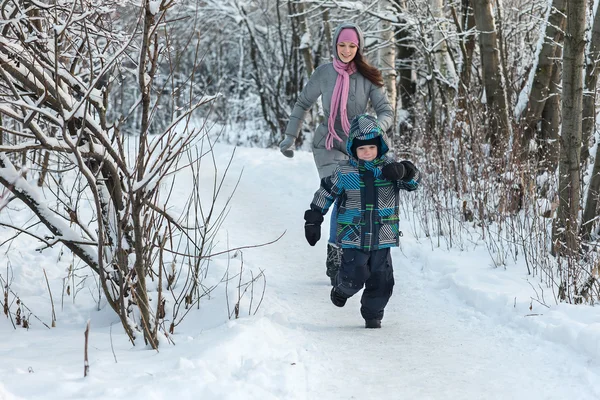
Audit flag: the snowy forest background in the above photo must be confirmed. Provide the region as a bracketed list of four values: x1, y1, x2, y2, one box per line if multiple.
[1, 0, 600, 351]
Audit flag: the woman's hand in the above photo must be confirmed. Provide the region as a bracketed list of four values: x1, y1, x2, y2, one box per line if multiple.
[279, 135, 295, 158]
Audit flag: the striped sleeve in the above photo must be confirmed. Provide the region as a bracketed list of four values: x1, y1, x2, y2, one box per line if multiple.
[310, 165, 344, 214]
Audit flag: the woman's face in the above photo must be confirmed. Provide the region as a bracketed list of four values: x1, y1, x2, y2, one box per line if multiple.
[337, 42, 358, 63]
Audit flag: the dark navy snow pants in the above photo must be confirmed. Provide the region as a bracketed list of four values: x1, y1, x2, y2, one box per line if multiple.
[334, 248, 395, 321]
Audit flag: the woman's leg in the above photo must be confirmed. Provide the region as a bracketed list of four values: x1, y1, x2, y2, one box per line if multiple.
[325, 201, 341, 284]
[328, 203, 338, 244]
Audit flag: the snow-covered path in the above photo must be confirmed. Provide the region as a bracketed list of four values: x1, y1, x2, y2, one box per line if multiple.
[1, 144, 600, 400]
[226, 147, 600, 399]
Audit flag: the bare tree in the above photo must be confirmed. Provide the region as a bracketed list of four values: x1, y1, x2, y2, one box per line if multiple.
[538, 45, 561, 173]
[0, 0, 242, 348]
[429, 0, 457, 87]
[518, 0, 566, 161]
[581, 1, 600, 161]
[448, 0, 477, 140]
[394, 4, 417, 141]
[293, 1, 314, 77]
[379, 0, 398, 123]
[472, 0, 511, 157]
[553, 0, 586, 257]
[581, 2, 600, 238]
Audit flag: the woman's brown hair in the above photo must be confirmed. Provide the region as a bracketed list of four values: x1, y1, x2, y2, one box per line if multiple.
[354, 52, 384, 88]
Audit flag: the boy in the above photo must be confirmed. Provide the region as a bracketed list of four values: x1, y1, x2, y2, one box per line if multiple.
[303, 114, 420, 329]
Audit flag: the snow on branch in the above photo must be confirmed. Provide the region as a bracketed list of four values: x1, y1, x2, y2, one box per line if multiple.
[0, 153, 99, 272]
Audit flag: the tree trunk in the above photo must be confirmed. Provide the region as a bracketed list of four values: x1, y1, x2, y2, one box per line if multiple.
[581, 3, 600, 238]
[322, 9, 333, 59]
[430, 0, 458, 137]
[134, 0, 159, 349]
[462, 0, 477, 81]
[554, 0, 587, 256]
[431, 0, 457, 85]
[396, 14, 416, 143]
[538, 44, 561, 174]
[472, 0, 511, 157]
[581, 1, 600, 161]
[37, 151, 50, 187]
[450, 0, 476, 138]
[520, 0, 567, 158]
[493, 0, 512, 109]
[582, 139, 600, 239]
[294, 2, 313, 77]
[458, 0, 477, 88]
[379, 0, 398, 135]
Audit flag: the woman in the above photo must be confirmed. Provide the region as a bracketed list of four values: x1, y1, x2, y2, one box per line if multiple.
[279, 22, 394, 284]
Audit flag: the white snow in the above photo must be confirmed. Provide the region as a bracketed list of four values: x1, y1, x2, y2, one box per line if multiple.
[148, 0, 161, 16]
[1, 142, 600, 399]
[299, 32, 311, 50]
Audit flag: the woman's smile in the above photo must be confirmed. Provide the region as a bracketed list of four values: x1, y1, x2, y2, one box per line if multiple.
[337, 42, 358, 62]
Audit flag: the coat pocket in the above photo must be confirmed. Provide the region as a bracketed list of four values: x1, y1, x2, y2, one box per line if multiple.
[378, 213, 400, 246]
[336, 206, 363, 246]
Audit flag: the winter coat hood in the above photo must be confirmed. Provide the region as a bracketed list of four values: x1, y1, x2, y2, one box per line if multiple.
[332, 22, 365, 61]
[346, 114, 390, 160]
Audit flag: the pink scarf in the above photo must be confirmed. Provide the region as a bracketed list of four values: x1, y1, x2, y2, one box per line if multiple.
[326, 59, 357, 150]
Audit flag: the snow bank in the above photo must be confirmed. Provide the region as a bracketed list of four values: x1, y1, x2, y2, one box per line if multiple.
[404, 238, 600, 361]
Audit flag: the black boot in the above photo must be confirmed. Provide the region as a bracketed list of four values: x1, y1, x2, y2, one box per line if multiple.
[365, 319, 382, 329]
[326, 243, 341, 285]
[330, 288, 347, 307]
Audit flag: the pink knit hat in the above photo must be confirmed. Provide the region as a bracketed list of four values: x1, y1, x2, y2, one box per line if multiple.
[337, 28, 359, 46]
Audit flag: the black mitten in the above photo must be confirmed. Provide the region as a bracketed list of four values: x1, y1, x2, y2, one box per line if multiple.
[381, 162, 406, 181]
[400, 160, 417, 181]
[304, 209, 324, 246]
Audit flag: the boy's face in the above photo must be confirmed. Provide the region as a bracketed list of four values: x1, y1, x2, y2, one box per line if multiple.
[356, 145, 378, 161]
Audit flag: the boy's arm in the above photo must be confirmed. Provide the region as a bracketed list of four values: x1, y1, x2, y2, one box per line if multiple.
[381, 159, 421, 192]
[304, 166, 344, 246]
[309, 165, 344, 214]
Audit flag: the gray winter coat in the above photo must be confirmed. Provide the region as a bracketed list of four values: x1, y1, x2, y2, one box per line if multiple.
[284, 22, 394, 179]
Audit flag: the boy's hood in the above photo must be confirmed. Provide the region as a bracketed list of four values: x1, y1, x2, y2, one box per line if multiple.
[346, 115, 390, 159]
[332, 22, 365, 61]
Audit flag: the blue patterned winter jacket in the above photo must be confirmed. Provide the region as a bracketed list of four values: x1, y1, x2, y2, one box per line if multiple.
[310, 115, 420, 250]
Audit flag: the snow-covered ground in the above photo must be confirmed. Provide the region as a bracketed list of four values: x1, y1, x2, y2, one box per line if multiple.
[1, 143, 600, 400]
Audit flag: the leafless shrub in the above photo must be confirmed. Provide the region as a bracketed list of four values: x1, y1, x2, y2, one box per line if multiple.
[0, 0, 277, 348]
[226, 251, 266, 320]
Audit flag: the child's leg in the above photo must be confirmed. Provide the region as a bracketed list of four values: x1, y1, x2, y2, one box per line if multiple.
[333, 248, 370, 298]
[359, 248, 394, 322]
